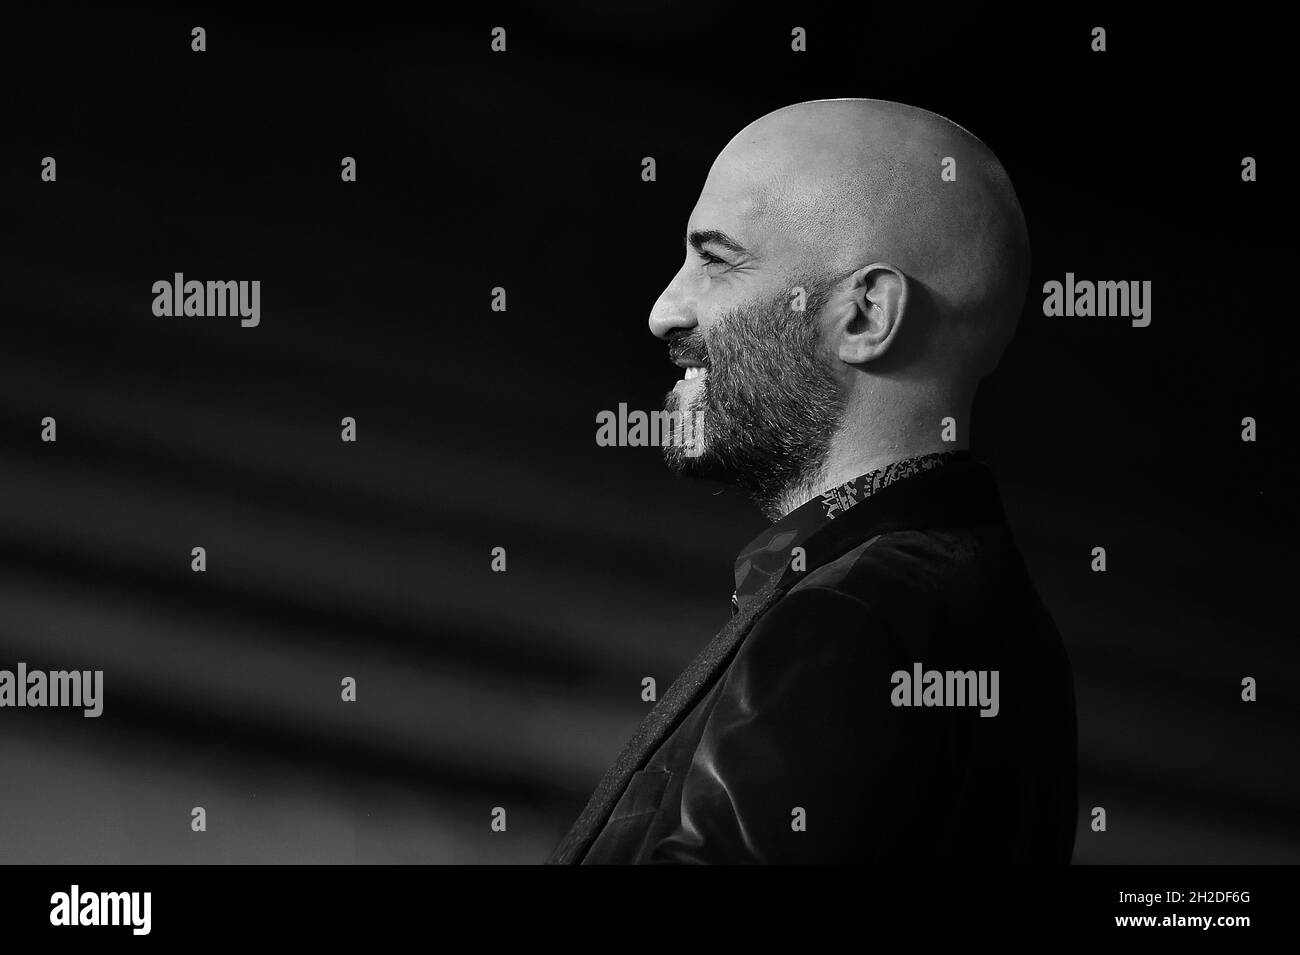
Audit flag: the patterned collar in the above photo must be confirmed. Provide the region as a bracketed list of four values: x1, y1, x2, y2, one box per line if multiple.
[730, 450, 971, 614]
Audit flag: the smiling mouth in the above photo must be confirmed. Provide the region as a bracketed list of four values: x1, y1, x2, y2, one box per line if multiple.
[683, 366, 708, 380]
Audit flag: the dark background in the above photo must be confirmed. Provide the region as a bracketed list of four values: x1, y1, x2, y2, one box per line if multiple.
[0, 2, 1294, 863]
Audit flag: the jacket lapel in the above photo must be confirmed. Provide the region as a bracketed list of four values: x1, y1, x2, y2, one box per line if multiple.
[546, 574, 786, 864]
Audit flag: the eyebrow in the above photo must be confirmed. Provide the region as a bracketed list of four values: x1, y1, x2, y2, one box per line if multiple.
[688, 229, 751, 257]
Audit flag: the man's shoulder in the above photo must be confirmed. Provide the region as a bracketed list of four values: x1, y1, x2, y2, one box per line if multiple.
[732, 521, 1038, 674]
[708, 525, 1017, 748]
[739, 520, 1060, 680]
[790, 523, 1011, 611]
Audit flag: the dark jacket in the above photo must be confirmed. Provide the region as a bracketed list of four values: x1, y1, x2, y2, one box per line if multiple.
[548, 456, 1078, 864]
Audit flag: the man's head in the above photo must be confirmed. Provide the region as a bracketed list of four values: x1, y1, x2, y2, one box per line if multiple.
[654, 98, 1030, 519]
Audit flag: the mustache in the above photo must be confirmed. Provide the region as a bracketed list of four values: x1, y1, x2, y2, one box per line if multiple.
[667, 330, 711, 368]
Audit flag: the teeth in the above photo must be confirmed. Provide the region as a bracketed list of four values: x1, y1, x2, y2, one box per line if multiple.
[684, 366, 707, 380]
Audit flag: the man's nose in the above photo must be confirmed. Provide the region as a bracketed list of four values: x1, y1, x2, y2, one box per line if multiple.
[648, 274, 697, 340]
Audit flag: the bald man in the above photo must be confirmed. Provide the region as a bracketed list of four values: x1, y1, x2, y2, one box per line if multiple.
[549, 99, 1078, 865]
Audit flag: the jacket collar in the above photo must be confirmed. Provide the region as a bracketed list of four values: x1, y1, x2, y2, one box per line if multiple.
[732, 450, 1004, 613]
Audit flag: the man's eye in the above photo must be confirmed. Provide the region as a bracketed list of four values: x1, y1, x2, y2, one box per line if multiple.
[697, 250, 726, 267]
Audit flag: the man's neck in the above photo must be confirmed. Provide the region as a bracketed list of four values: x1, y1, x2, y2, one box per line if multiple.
[769, 436, 970, 520]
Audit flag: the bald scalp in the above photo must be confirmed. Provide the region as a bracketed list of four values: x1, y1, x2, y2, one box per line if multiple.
[717, 98, 1030, 382]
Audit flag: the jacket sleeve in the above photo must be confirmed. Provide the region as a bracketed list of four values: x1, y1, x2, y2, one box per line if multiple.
[643, 583, 933, 864]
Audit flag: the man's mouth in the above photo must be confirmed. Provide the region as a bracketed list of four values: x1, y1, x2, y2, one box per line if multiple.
[683, 366, 708, 381]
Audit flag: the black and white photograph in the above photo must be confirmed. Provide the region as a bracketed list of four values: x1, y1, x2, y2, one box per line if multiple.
[0, 1, 1294, 938]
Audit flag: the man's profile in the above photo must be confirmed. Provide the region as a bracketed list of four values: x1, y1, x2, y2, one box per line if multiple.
[549, 98, 1078, 864]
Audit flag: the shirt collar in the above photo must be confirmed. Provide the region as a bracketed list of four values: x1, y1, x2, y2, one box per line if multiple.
[730, 450, 982, 614]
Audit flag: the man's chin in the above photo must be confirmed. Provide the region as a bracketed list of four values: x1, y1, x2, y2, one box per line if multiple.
[661, 391, 717, 477]
[662, 440, 717, 477]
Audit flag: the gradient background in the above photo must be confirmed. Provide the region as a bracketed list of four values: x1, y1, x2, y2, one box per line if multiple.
[1, 3, 1295, 864]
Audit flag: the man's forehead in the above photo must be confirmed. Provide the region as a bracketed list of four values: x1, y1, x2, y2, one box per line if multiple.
[687, 158, 794, 253]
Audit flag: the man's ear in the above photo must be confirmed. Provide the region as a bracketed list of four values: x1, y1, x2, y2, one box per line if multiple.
[830, 263, 908, 365]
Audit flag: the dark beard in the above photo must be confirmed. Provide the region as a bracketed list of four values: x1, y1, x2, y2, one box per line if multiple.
[661, 278, 846, 520]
